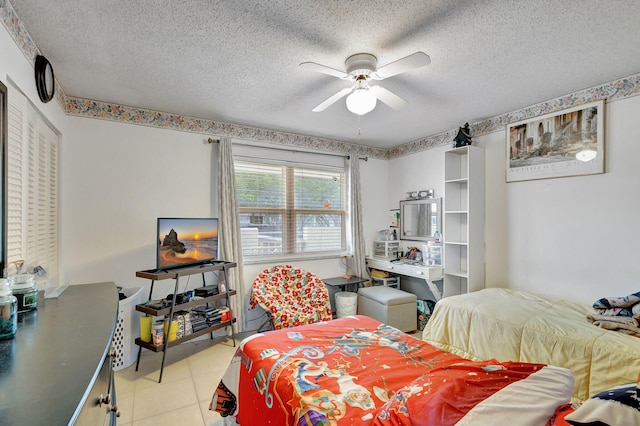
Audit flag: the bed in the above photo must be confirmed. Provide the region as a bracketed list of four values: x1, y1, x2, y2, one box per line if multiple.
[210, 315, 574, 425]
[422, 288, 640, 402]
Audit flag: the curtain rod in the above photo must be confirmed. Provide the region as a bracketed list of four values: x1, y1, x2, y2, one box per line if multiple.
[207, 138, 368, 161]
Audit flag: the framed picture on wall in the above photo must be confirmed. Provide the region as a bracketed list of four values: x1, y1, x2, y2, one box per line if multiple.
[505, 100, 604, 182]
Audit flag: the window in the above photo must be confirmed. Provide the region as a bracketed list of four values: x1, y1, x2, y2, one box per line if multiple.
[235, 159, 346, 259]
[6, 87, 58, 284]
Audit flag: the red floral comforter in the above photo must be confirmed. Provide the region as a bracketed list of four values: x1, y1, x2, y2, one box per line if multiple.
[210, 315, 573, 425]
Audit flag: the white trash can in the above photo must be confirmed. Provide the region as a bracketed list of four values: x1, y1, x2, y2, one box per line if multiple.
[111, 286, 144, 371]
[335, 292, 358, 318]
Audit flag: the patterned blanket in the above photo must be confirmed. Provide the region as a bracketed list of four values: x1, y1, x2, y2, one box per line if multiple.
[587, 313, 640, 337]
[592, 291, 640, 318]
[590, 291, 640, 336]
[210, 315, 573, 425]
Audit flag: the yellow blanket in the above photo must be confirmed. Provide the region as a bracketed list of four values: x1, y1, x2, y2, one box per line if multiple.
[422, 288, 640, 402]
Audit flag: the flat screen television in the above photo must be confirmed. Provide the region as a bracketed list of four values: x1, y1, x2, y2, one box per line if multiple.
[157, 217, 219, 270]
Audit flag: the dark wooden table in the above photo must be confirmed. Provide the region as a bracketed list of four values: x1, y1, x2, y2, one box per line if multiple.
[0, 282, 118, 425]
[323, 276, 368, 292]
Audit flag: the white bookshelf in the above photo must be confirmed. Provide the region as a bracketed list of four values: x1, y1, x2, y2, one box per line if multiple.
[443, 145, 485, 297]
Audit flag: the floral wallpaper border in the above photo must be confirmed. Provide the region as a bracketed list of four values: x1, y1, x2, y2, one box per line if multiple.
[62, 96, 385, 158]
[3, 0, 640, 160]
[387, 73, 640, 159]
[0, 0, 37, 65]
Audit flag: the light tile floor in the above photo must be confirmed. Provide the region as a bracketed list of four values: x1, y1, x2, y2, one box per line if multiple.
[114, 335, 239, 426]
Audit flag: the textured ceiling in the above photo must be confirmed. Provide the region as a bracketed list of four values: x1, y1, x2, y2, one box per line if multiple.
[9, 0, 640, 149]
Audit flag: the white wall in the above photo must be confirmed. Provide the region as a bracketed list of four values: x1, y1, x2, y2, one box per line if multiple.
[386, 144, 448, 254]
[60, 117, 218, 294]
[360, 157, 390, 255]
[390, 95, 640, 304]
[483, 95, 640, 304]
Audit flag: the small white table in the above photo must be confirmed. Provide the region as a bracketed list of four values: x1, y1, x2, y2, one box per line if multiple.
[366, 257, 444, 300]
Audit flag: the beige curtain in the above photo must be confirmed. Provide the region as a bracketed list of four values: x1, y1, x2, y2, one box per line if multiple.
[348, 154, 368, 279]
[218, 137, 246, 331]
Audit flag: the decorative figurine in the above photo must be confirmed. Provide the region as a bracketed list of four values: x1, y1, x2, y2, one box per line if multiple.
[453, 123, 473, 147]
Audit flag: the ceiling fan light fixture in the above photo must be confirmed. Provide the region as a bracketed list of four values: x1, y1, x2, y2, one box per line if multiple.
[346, 88, 376, 115]
[302, 51, 429, 114]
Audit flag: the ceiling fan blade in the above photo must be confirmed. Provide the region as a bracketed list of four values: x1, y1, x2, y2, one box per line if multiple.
[370, 85, 408, 110]
[312, 87, 353, 112]
[300, 62, 348, 79]
[372, 51, 431, 80]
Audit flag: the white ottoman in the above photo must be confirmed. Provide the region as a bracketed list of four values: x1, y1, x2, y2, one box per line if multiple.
[357, 286, 417, 332]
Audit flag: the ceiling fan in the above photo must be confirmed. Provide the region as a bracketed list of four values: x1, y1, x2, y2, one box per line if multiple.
[300, 51, 430, 115]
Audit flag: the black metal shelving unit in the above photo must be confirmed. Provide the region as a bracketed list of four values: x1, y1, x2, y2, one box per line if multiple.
[134, 261, 237, 382]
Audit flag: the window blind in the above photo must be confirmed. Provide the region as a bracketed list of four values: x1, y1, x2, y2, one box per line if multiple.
[235, 157, 346, 259]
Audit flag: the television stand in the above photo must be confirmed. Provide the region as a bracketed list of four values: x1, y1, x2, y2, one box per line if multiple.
[134, 260, 237, 383]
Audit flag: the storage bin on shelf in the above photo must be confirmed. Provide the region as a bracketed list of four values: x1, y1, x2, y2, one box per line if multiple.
[371, 276, 400, 288]
[373, 240, 400, 258]
[426, 241, 442, 266]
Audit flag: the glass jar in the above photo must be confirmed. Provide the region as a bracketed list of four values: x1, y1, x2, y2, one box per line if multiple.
[9, 274, 38, 313]
[0, 278, 17, 340]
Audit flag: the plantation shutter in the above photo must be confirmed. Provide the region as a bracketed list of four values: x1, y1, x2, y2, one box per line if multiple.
[6, 90, 26, 266]
[6, 87, 59, 285]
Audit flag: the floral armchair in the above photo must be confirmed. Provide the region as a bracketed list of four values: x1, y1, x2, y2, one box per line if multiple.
[249, 265, 333, 330]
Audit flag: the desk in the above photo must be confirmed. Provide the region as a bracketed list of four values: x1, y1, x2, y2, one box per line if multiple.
[366, 257, 444, 300]
[323, 276, 368, 292]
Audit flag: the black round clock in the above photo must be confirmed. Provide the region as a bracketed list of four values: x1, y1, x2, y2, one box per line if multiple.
[34, 55, 55, 103]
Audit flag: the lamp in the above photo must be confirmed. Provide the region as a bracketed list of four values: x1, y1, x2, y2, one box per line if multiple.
[340, 255, 353, 279]
[346, 79, 377, 115]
